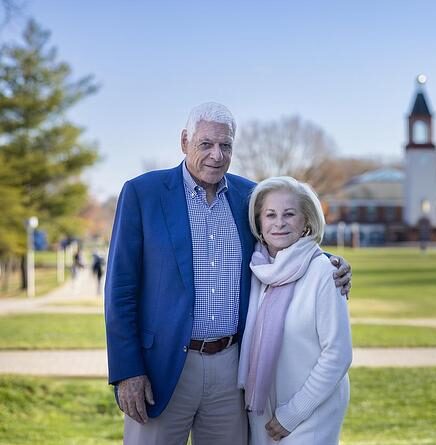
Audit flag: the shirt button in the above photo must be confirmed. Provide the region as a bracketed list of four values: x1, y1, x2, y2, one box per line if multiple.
[211, 288, 215, 294]
[211, 261, 215, 267]
[211, 315, 215, 321]
[191, 192, 195, 198]
[209, 234, 214, 240]
[183, 346, 188, 353]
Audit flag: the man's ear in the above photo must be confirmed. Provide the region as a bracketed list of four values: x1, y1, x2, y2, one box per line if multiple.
[181, 129, 189, 154]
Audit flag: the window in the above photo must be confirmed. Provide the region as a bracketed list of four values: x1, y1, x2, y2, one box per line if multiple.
[385, 207, 396, 222]
[366, 205, 377, 222]
[413, 120, 428, 144]
[348, 205, 359, 221]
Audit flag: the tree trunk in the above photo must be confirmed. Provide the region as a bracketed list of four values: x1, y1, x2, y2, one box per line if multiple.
[20, 254, 27, 290]
[1, 258, 13, 292]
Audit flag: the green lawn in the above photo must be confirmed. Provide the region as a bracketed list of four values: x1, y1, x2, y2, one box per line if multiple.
[34, 251, 60, 267]
[0, 369, 435, 445]
[351, 324, 436, 347]
[328, 247, 436, 318]
[2, 314, 436, 350]
[0, 314, 106, 350]
[342, 368, 436, 445]
[0, 251, 70, 299]
[0, 376, 122, 445]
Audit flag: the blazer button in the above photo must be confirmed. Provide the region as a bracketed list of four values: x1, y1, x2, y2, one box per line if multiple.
[183, 346, 188, 353]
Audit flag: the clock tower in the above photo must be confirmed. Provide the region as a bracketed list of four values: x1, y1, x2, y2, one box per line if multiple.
[404, 75, 436, 231]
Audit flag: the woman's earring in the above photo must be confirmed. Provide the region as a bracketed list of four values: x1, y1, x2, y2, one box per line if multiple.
[302, 226, 311, 237]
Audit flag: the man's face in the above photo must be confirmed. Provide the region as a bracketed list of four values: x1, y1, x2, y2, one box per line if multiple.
[181, 120, 233, 189]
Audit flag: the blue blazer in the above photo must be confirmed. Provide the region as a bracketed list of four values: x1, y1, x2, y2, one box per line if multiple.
[105, 163, 256, 418]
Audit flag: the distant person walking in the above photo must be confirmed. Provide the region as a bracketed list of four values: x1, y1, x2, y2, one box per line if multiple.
[71, 248, 84, 282]
[92, 252, 105, 294]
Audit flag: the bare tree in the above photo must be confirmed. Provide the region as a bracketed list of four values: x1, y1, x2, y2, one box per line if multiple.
[0, 0, 24, 28]
[233, 115, 385, 196]
[303, 156, 384, 196]
[233, 115, 337, 194]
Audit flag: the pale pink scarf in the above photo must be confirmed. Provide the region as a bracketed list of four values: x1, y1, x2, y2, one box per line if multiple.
[238, 237, 322, 415]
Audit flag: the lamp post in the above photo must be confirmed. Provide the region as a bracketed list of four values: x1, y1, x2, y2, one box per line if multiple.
[351, 223, 360, 249]
[26, 216, 39, 298]
[419, 200, 431, 252]
[57, 245, 65, 284]
[337, 221, 346, 250]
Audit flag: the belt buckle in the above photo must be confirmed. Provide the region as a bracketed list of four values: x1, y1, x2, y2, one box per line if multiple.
[225, 335, 233, 349]
[199, 339, 207, 354]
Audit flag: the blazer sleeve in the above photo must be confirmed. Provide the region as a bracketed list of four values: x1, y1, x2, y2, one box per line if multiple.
[104, 180, 146, 384]
[275, 269, 353, 432]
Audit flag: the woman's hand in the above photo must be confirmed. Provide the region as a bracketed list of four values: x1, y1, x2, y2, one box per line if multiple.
[265, 415, 290, 441]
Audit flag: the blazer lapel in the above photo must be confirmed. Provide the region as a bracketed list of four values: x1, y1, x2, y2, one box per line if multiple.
[226, 177, 255, 328]
[161, 164, 194, 300]
[226, 176, 253, 268]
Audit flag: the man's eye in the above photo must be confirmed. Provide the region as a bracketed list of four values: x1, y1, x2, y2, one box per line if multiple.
[221, 144, 232, 152]
[199, 142, 212, 149]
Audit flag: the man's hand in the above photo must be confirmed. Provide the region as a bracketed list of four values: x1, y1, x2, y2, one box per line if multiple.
[330, 255, 352, 296]
[117, 375, 155, 424]
[265, 416, 290, 441]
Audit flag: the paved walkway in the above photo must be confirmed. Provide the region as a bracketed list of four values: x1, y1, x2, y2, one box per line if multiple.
[0, 349, 108, 377]
[0, 268, 103, 315]
[1, 347, 436, 377]
[351, 347, 436, 367]
[351, 317, 436, 328]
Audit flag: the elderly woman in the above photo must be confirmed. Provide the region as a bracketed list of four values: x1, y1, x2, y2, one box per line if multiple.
[238, 177, 352, 445]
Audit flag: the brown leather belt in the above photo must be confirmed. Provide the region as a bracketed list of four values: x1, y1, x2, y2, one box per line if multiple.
[189, 335, 238, 354]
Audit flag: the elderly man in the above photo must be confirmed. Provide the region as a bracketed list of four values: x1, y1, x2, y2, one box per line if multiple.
[105, 102, 351, 445]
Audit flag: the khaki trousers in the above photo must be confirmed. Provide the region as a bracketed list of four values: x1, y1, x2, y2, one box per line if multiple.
[124, 343, 248, 445]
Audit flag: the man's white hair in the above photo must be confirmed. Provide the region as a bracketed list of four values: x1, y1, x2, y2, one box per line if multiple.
[185, 102, 236, 141]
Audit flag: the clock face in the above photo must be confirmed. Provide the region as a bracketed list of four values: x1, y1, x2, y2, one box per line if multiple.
[413, 120, 428, 144]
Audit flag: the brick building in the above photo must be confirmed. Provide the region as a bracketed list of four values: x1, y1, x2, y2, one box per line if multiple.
[323, 77, 436, 246]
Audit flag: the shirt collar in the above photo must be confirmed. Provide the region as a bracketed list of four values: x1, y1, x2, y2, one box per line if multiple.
[182, 161, 228, 196]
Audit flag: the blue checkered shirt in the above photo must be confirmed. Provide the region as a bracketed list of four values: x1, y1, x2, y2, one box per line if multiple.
[183, 163, 242, 340]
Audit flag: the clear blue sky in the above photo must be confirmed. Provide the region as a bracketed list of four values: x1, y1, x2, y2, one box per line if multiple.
[3, 0, 436, 199]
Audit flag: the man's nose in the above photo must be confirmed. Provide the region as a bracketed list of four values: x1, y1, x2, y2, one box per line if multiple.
[209, 144, 224, 161]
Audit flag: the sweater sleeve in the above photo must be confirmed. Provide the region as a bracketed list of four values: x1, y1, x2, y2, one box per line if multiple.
[275, 270, 352, 432]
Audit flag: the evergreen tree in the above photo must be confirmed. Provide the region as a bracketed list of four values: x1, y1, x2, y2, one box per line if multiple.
[0, 19, 99, 286]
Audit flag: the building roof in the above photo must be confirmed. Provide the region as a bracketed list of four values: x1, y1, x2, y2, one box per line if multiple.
[411, 91, 432, 116]
[347, 168, 404, 185]
[325, 168, 404, 203]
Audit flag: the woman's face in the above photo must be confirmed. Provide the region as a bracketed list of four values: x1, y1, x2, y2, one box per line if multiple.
[259, 189, 306, 257]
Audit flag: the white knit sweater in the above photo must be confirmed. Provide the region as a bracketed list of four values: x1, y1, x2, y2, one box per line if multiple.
[248, 254, 352, 439]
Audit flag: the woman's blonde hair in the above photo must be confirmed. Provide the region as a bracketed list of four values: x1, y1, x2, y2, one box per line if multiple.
[248, 176, 325, 244]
